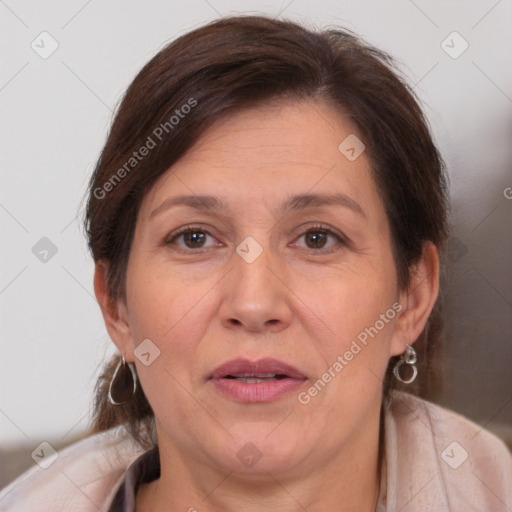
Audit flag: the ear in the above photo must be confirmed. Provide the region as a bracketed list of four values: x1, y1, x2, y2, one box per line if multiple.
[93, 261, 133, 360]
[390, 241, 440, 356]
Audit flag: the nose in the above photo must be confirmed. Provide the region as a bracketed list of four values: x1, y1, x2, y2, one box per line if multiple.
[219, 240, 292, 334]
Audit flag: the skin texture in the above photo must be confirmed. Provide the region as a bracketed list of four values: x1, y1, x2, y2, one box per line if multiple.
[94, 99, 439, 511]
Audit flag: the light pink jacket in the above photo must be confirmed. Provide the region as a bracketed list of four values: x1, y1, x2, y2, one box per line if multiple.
[1, 392, 511, 511]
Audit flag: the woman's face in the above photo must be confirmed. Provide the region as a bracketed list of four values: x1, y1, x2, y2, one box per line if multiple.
[114, 99, 414, 476]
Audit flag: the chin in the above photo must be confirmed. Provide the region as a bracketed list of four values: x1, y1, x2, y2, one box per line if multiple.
[217, 425, 306, 474]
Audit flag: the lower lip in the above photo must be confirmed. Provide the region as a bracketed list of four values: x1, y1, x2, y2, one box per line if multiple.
[211, 377, 306, 402]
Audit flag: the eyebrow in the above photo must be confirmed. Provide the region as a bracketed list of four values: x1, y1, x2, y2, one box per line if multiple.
[149, 192, 366, 219]
[284, 193, 365, 218]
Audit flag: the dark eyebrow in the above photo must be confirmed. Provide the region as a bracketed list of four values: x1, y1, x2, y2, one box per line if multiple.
[282, 193, 366, 218]
[150, 195, 226, 218]
[150, 192, 365, 219]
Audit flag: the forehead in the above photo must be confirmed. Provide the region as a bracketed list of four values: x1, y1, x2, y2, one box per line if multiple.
[139, 99, 380, 218]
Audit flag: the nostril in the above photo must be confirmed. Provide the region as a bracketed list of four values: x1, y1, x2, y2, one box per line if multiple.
[226, 317, 281, 330]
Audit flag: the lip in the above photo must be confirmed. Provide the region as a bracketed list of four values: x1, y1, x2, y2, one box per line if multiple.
[209, 357, 307, 403]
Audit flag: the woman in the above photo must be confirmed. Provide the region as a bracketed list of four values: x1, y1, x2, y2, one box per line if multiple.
[1, 15, 510, 512]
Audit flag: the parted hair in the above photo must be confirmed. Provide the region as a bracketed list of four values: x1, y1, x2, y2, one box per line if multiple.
[85, 15, 449, 449]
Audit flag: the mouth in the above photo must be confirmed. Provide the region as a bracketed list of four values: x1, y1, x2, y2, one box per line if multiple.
[209, 358, 307, 402]
[223, 373, 289, 383]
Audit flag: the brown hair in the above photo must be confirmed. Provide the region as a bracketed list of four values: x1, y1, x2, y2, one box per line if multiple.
[85, 15, 448, 448]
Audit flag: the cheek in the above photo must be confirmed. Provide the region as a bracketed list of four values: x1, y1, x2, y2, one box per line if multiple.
[124, 269, 208, 421]
[300, 277, 398, 418]
[299, 266, 396, 337]
[124, 260, 218, 383]
[125, 259, 208, 340]
[294, 268, 399, 398]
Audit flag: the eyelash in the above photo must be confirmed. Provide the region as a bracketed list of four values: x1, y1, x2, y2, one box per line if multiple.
[163, 223, 348, 254]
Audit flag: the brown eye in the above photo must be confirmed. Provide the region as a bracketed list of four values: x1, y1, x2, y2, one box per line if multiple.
[292, 225, 347, 253]
[182, 230, 207, 248]
[165, 227, 218, 251]
[304, 231, 329, 249]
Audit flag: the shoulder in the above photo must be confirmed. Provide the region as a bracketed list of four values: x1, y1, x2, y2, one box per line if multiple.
[0, 427, 148, 512]
[382, 391, 512, 511]
[388, 391, 511, 459]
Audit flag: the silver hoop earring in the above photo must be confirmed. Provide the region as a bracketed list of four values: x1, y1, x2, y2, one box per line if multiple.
[108, 355, 137, 405]
[393, 345, 418, 384]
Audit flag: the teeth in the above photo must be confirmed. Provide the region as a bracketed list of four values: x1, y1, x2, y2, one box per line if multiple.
[233, 377, 277, 383]
[226, 373, 276, 379]
[222, 373, 290, 382]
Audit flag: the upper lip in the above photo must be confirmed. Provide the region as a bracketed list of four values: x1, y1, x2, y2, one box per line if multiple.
[210, 358, 307, 380]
